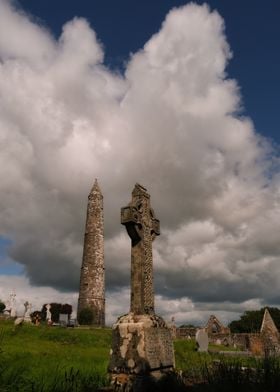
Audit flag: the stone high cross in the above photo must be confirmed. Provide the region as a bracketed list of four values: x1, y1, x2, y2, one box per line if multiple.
[121, 183, 160, 315]
[109, 184, 175, 384]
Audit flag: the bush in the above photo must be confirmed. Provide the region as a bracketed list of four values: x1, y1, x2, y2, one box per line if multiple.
[41, 303, 72, 322]
[78, 308, 94, 325]
[229, 307, 280, 333]
[30, 310, 42, 324]
[0, 302, 5, 313]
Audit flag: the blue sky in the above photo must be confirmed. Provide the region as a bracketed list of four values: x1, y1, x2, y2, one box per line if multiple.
[0, 237, 23, 275]
[1, 0, 280, 325]
[18, 0, 280, 144]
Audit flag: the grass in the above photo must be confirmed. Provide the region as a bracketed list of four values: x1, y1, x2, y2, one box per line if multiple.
[0, 320, 111, 391]
[1, 320, 280, 391]
[174, 339, 251, 372]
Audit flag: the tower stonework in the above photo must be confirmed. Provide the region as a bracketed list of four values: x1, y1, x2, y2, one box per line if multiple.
[77, 179, 105, 327]
[108, 184, 174, 389]
[123, 184, 160, 315]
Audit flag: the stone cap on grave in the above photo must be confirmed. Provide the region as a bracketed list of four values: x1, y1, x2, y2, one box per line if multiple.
[260, 308, 279, 336]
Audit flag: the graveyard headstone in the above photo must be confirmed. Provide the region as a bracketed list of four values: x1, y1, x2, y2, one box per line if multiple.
[196, 329, 209, 352]
[46, 304, 52, 321]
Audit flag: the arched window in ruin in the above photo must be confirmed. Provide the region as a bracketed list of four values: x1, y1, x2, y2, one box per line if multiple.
[212, 322, 221, 334]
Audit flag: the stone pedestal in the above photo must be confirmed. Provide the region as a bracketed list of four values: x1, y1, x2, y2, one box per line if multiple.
[108, 313, 174, 381]
[108, 185, 175, 390]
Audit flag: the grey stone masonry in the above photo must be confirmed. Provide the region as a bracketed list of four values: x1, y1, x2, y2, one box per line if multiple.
[77, 179, 105, 326]
[108, 184, 174, 388]
[260, 308, 280, 355]
[121, 183, 160, 315]
[260, 308, 279, 336]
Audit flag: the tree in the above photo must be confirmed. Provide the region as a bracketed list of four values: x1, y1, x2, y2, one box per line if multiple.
[78, 308, 94, 325]
[41, 303, 72, 322]
[30, 311, 42, 324]
[0, 302, 6, 313]
[61, 304, 72, 318]
[228, 307, 280, 333]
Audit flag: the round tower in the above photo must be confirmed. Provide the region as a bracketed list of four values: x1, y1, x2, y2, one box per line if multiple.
[77, 179, 105, 326]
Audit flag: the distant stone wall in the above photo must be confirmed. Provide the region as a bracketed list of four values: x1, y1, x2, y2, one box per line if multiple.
[176, 328, 231, 342]
[208, 332, 264, 354]
[208, 333, 231, 346]
[211, 332, 280, 356]
[175, 327, 280, 356]
[176, 327, 197, 339]
[231, 333, 257, 351]
[248, 334, 264, 355]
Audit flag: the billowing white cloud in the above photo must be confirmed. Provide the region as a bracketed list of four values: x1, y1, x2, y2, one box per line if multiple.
[1, 275, 262, 326]
[0, 0, 280, 325]
[0, 275, 78, 317]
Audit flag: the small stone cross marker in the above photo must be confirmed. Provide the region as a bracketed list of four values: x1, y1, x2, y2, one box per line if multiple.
[121, 183, 160, 315]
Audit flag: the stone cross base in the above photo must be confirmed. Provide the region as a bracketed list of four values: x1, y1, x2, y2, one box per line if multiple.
[108, 312, 175, 388]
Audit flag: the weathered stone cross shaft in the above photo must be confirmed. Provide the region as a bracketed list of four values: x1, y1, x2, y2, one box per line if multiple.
[121, 183, 160, 315]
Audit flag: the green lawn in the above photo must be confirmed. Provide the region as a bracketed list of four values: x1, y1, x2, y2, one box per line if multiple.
[0, 321, 228, 375]
[1, 320, 280, 391]
[0, 320, 111, 391]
